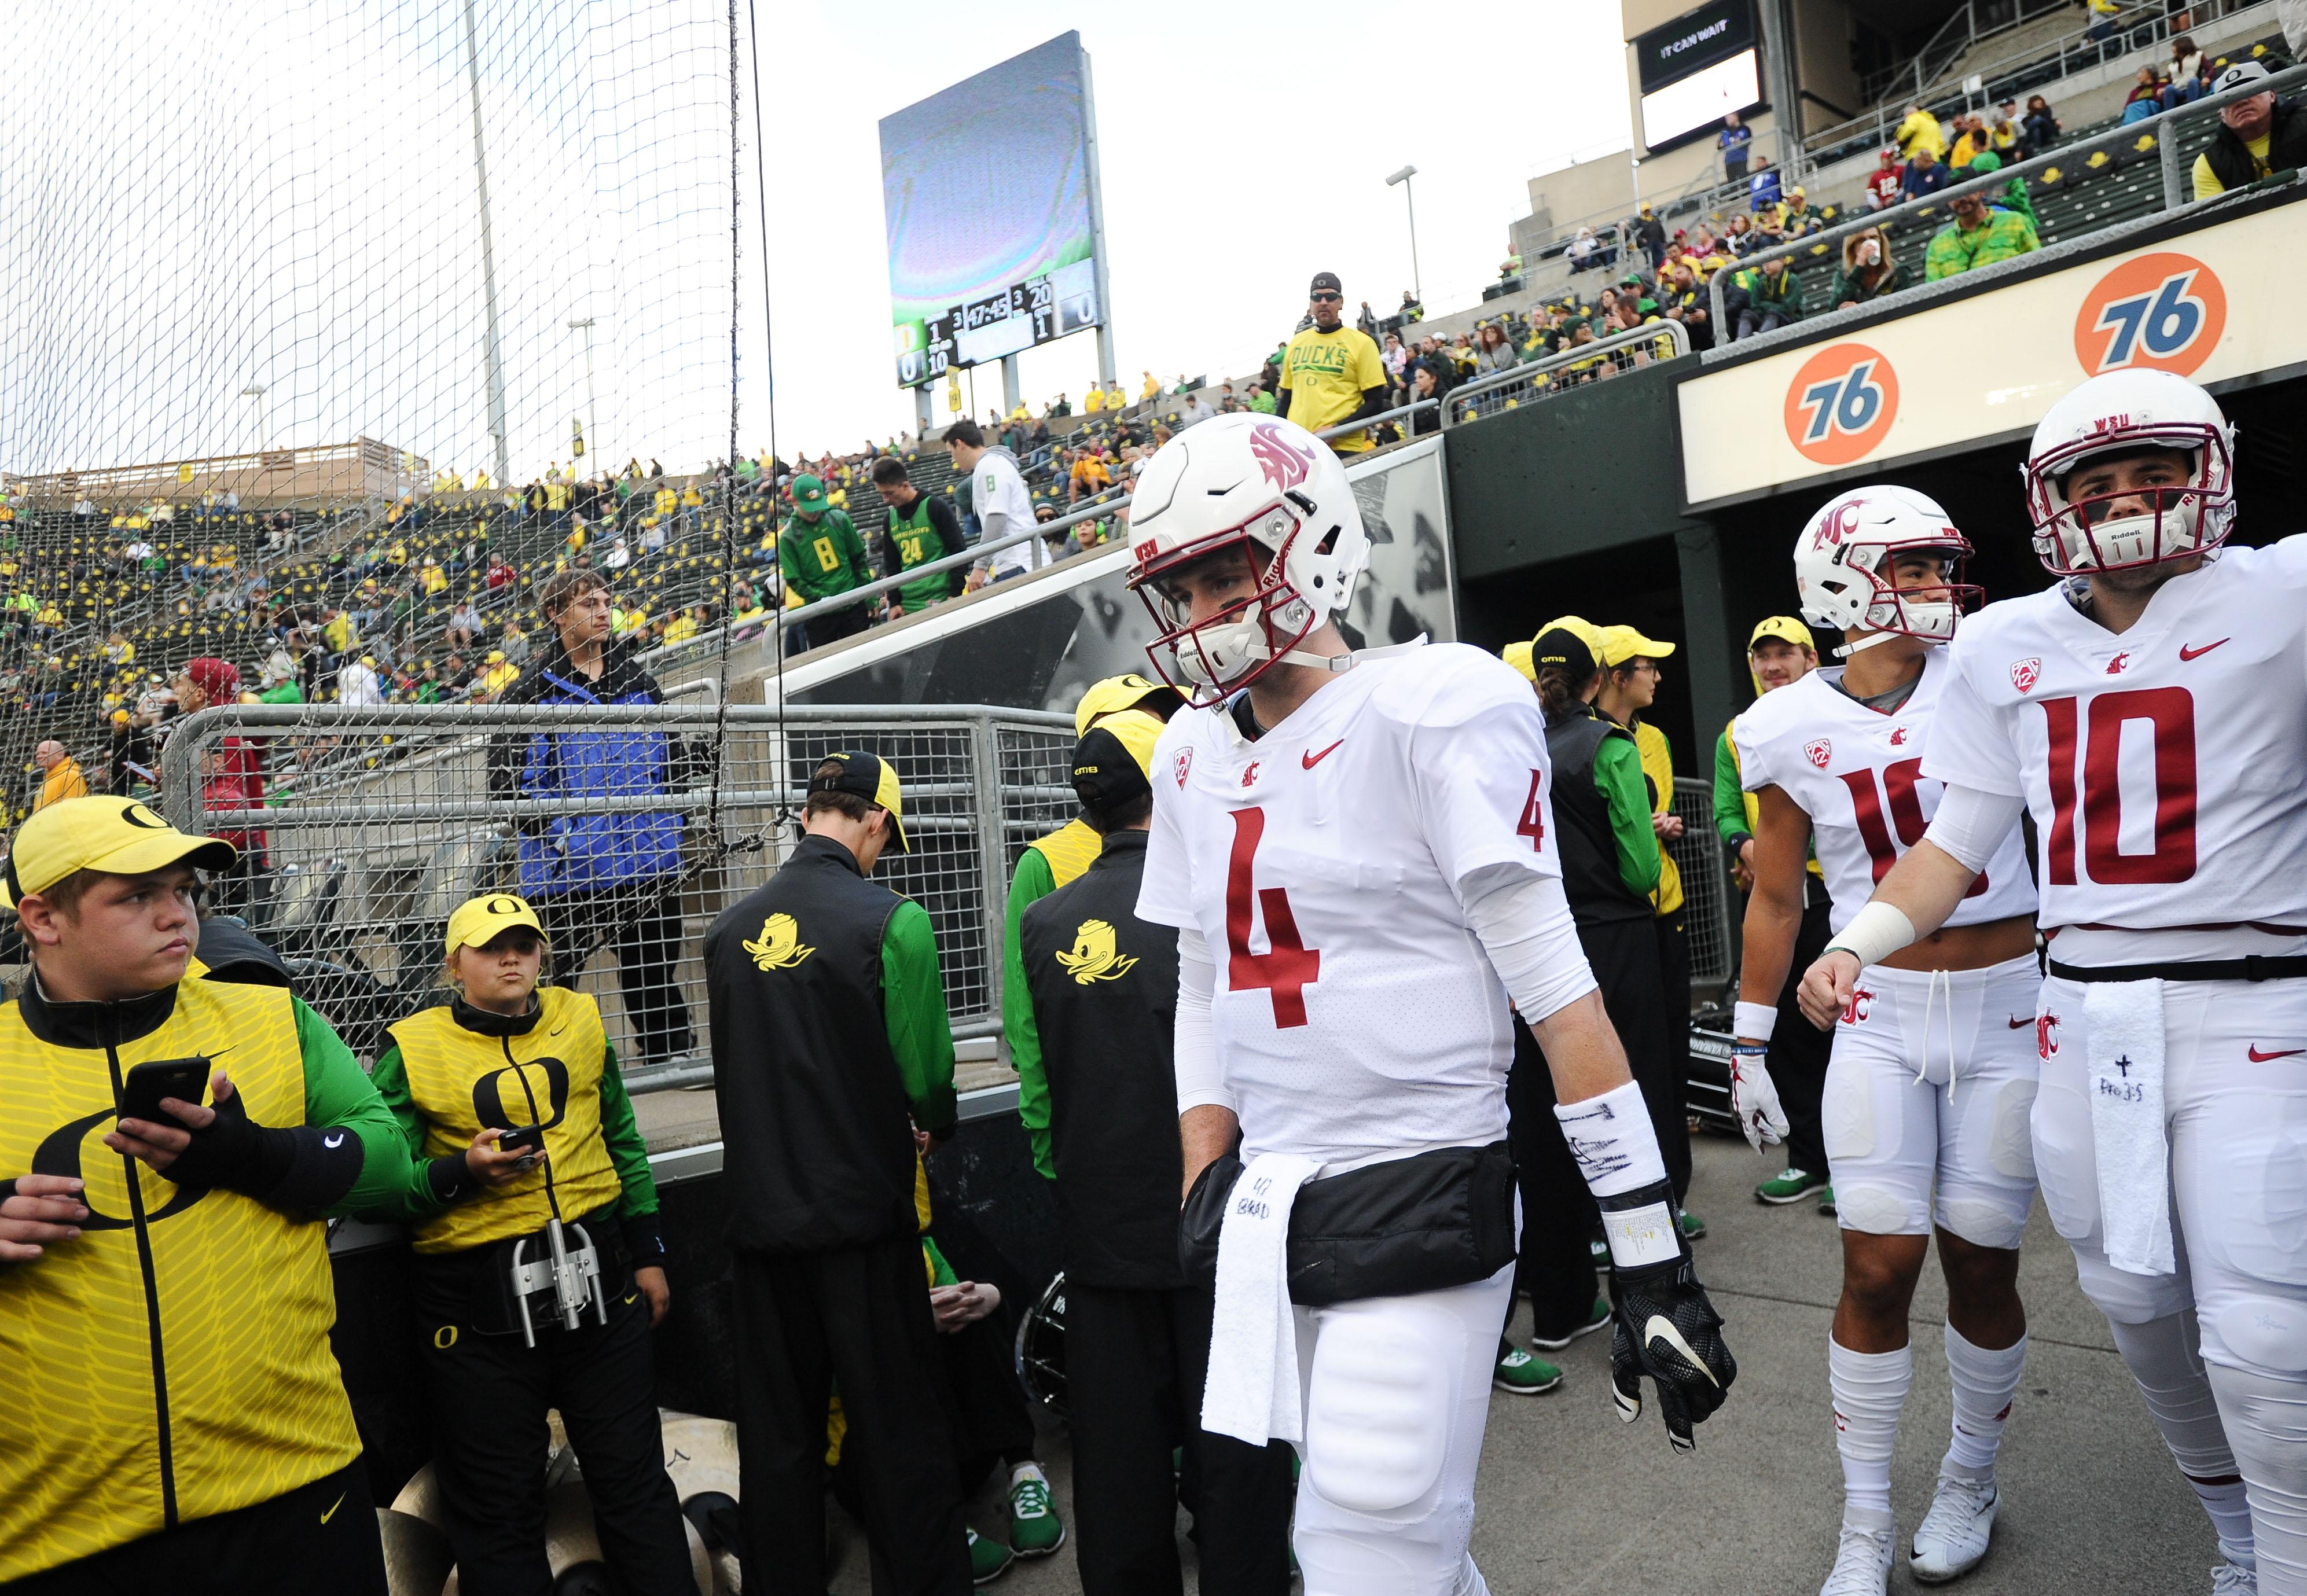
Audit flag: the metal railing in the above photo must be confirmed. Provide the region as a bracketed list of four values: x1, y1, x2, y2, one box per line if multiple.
[1441, 320, 1692, 426]
[1669, 776, 1737, 999]
[1707, 60, 2307, 354]
[1868, 0, 2079, 105]
[159, 700, 1072, 1089]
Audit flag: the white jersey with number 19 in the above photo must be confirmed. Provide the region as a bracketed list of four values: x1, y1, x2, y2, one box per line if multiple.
[1733, 648, 2037, 936]
[1922, 537, 2307, 953]
[1135, 641, 1560, 1170]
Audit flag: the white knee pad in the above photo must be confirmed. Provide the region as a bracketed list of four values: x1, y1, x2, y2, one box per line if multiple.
[2108, 1311, 2239, 1480]
[1836, 1183, 1926, 1237]
[1303, 1306, 1455, 1515]
[2074, 1241, 2198, 1325]
[1938, 1196, 2027, 1251]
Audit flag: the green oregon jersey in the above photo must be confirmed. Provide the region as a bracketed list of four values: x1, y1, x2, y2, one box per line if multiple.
[886, 497, 951, 614]
[384, 987, 621, 1253]
[0, 979, 361, 1580]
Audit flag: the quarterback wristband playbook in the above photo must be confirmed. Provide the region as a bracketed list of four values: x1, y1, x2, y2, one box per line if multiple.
[1554, 1080, 1681, 1271]
[1823, 900, 1918, 971]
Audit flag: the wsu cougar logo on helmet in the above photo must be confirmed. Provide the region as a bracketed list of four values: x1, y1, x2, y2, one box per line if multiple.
[1810, 497, 1864, 553]
[1248, 422, 1316, 491]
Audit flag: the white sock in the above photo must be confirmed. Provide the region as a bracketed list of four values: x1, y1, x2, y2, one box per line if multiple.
[1943, 1323, 2027, 1477]
[1830, 1337, 1913, 1519]
[2106, 1312, 2253, 1567]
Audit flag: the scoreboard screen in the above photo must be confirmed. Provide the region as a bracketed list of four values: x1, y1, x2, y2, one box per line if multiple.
[881, 34, 1106, 390]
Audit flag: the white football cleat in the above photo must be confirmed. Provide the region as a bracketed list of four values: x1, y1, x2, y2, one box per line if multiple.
[1909, 1471, 1999, 1583]
[2210, 1560, 2258, 1594]
[1820, 1509, 1895, 1596]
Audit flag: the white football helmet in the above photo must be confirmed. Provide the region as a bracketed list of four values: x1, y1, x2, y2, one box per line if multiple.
[1795, 484, 1979, 656]
[2022, 369, 2236, 576]
[1125, 414, 1371, 703]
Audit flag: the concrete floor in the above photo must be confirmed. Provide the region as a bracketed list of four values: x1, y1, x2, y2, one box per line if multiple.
[836, 1130, 2227, 1596]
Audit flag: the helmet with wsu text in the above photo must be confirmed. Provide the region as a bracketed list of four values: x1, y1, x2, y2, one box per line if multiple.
[1124, 414, 1370, 704]
[1795, 484, 1979, 656]
[2023, 369, 2235, 576]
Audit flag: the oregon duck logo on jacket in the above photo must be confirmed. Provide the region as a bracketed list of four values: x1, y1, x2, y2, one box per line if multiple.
[744, 913, 815, 971]
[1055, 918, 1138, 985]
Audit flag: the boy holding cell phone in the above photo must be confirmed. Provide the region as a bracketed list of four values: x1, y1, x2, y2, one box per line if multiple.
[0, 796, 409, 1594]
[363, 891, 694, 1596]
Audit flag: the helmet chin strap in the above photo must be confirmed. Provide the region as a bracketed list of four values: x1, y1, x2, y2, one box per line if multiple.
[1834, 629, 1900, 659]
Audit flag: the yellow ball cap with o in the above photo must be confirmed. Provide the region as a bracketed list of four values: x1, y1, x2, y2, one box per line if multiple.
[5, 796, 237, 910]
[1073, 672, 1186, 737]
[445, 892, 548, 955]
[811, 751, 909, 853]
[1501, 641, 1536, 682]
[1596, 623, 1677, 667]
[1748, 615, 1816, 652]
[1534, 615, 1603, 654]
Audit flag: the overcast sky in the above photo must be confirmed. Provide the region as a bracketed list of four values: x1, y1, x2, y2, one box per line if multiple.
[1, 1, 1632, 484]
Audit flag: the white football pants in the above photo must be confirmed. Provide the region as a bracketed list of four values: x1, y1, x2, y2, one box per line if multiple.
[2033, 973, 2307, 1593]
[1288, 1262, 1515, 1596]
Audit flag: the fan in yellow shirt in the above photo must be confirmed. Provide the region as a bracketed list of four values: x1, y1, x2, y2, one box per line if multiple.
[1278, 271, 1388, 454]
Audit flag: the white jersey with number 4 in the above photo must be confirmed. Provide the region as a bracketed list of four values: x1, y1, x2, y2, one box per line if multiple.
[1922, 538, 2307, 950]
[1733, 648, 2037, 935]
[1136, 641, 1561, 1170]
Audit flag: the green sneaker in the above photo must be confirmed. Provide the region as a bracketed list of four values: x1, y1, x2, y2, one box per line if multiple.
[1006, 1463, 1064, 1557]
[1530, 1295, 1613, 1351]
[1589, 1235, 1610, 1266]
[1493, 1343, 1564, 1394]
[1754, 1166, 1828, 1205]
[1819, 1185, 1838, 1216]
[1678, 1208, 1708, 1241]
[968, 1527, 1013, 1584]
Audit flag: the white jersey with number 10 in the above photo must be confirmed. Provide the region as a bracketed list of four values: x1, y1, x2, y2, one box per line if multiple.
[1733, 648, 2037, 936]
[1135, 642, 1560, 1171]
[1922, 537, 2307, 944]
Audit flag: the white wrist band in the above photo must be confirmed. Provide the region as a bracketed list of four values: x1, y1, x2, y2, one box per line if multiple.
[1824, 900, 1919, 970]
[1553, 1080, 1668, 1199]
[1733, 1001, 1779, 1043]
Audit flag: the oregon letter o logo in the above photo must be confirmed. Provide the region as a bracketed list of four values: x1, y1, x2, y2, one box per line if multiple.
[1783, 344, 1899, 466]
[2073, 252, 2225, 377]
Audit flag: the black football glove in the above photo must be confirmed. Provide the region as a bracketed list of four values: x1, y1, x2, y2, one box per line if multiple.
[1601, 1181, 1736, 1452]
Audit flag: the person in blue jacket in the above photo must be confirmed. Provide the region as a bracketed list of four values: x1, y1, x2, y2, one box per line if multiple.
[488, 568, 697, 1066]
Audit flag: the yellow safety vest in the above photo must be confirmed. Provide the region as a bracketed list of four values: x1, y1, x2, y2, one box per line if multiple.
[1028, 817, 1103, 893]
[1633, 720, 1685, 917]
[0, 978, 357, 1582]
[385, 988, 620, 1254]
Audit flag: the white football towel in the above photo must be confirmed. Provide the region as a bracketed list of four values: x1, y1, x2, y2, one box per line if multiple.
[1201, 1152, 1320, 1447]
[2085, 979, 2175, 1278]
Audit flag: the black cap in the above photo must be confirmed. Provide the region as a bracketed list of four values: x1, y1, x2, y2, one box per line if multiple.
[1533, 626, 1597, 680]
[1070, 725, 1153, 811]
[807, 750, 909, 852]
[1309, 271, 1343, 295]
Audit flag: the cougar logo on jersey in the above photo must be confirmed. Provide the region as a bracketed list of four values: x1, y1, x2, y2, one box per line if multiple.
[1174, 748, 1193, 788]
[2037, 1012, 2061, 1059]
[743, 913, 814, 971]
[2106, 652, 2130, 675]
[1887, 726, 1910, 746]
[1055, 919, 1138, 985]
[1804, 738, 1832, 769]
[1241, 762, 1262, 788]
[2010, 657, 2042, 694]
[1247, 421, 1316, 491]
[1840, 987, 1876, 1025]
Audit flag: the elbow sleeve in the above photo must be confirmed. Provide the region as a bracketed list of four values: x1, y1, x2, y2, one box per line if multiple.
[1922, 784, 2026, 874]
[1463, 869, 1600, 1025]
[1173, 928, 1233, 1115]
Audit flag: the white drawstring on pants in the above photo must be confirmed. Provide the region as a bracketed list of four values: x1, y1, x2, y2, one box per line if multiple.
[1915, 966, 1962, 1103]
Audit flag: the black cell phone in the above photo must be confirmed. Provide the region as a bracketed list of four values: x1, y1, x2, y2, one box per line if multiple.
[119, 1057, 210, 1129]
[497, 1124, 543, 1155]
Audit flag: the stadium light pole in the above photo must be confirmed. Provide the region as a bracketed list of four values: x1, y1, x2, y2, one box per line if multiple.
[462, 0, 513, 488]
[1386, 165, 1421, 305]
[568, 317, 597, 472]
[241, 386, 271, 453]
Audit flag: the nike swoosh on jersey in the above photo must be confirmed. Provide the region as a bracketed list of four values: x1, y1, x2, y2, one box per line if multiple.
[2007, 1017, 2032, 1029]
[1302, 739, 1345, 770]
[1643, 1315, 1722, 1388]
[319, 1492, 346, 1525]
[2248, 1045, 2305, 1061]
[322, 1131, 346, 1149]
[2179, 638, 2231, 661]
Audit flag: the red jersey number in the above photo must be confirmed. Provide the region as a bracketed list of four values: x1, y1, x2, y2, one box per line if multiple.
[2042, 688, 2198, 885]
[1839, 757, 1990, 898]
[1516, 768, 1546, 850]
[1224, 807, 1323, 1028]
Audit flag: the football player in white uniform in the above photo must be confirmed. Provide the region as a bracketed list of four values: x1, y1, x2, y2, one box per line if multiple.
[1124, 413, 1737, 1595]
[1801, 370, 2307, 1595]
[1732, 487, 2042, 1593]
